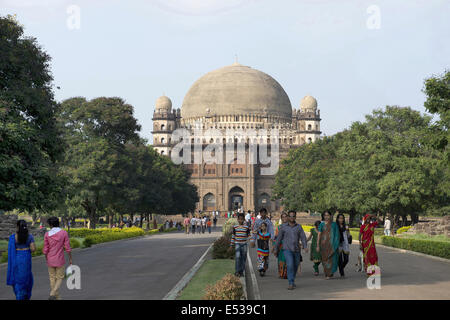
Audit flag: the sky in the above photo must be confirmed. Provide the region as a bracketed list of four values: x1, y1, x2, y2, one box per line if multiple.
[1, 0, 449, 142]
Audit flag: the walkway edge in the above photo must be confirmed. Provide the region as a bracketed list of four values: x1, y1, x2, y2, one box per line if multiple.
[163, 241, 214, 300]
[246, 248, 261, 300]
[376, 243, 450, 263]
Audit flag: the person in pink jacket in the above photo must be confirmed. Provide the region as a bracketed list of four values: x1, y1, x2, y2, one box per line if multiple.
[43, 217, 72, 300]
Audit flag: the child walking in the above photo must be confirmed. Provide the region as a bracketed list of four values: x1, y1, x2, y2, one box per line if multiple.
[307, 220, 322, 276]
[256, 222, 271, 277]
[229, 213, 251, 277]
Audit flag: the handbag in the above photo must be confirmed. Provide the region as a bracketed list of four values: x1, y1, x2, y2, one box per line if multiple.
[347, 232, 353, 244]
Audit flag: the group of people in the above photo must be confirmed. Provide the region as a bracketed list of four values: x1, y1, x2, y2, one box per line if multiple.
[183, 215, 214, 235]
[230, 208, 381, 290]
[6, 217, 72, 300]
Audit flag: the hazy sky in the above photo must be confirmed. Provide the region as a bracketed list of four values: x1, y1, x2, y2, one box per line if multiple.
[1, 0, 449, 142]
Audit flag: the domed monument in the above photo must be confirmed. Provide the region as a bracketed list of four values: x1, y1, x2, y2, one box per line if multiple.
[152, 62, 321, 213]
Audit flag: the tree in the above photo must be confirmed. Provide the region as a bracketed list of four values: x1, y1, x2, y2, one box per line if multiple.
[0, 15, 64, 212]
[58, 97, 141, 228]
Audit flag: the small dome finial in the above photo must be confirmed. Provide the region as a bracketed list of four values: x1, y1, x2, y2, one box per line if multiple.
[232, 54, 241, 66]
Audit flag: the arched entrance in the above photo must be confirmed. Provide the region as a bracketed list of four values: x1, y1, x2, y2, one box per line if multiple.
[229, 186, 244, 211]
[203, 193, 216, 211]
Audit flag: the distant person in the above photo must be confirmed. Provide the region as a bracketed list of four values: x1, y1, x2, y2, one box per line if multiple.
[213, 215, 217, 228]
[228, 213, 251, 277]
[169, 220, 173, 228]
[196, 217, 201, 234]
[384, 216, 392, 236]
[165, 220, 169, 230]
[191, 217, 196, 234]
[306, 220, 322, 276]
[207, 219, 212, 234]
[43, 217, 72, 300]
[245, 210, 252, 227]
[184, 216, 190, 234]
[7, 220, 36, 300]
[201, 216, 206, 234]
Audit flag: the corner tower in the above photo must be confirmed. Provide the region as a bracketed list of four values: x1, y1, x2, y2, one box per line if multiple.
[152, 95, 176, 156]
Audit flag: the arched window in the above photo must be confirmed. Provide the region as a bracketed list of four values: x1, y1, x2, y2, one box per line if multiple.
[161, 150, 165, 155]
[161, 137, 165, 144]
[161, 124, 165, 131]
[308, 124, 312, 131]
[308, 137, 312, 143]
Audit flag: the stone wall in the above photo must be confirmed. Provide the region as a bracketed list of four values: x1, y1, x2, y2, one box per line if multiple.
[0, 214, 46, 241]
[407, 216, 450, 237]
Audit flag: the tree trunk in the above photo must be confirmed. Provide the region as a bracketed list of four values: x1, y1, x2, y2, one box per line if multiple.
[146, 213, 151, 230]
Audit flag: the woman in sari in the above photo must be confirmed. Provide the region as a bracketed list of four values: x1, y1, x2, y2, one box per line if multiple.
[307, 220, 322, 276]
[359, 213, 380, 276]
[273, 212, 288, 279]
[7, 220, 36, 300]
[316, 211, 340, 279]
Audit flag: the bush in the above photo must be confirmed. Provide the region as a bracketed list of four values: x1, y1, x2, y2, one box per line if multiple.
[396, 226, 412, 234]
[222, 218, 238, 236]
[381, 236, 450, 259]
[83, 227, 145, 247]
[212, 235, 235, 259]
[203, 273, 244, 300]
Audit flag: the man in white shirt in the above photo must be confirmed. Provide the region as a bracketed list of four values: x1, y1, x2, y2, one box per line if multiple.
[384, 217, 392, 236]
[191, 217, 197, 234]
[245, 210, 251, 227]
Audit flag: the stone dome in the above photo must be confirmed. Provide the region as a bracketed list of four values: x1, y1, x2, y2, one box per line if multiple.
[181, 63, 292, 119]
[300, 95, 317, 110]
[156, 95, 172, 111]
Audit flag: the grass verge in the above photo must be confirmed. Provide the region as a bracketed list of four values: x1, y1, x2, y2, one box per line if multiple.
[177, 259, 235, 300]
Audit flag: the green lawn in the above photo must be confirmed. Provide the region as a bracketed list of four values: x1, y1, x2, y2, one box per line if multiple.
[177, 259, 235, 300]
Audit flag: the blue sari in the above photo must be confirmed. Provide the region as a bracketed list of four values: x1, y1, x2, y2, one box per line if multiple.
[7, 234, 34, 300]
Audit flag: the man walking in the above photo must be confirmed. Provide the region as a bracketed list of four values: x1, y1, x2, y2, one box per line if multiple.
[228, 213, 251, 277]
[43, 217, 72, 300]
[274, 210, 308, 290]
[384, 216, 392, 236]
[191, 216, 196, 234]
[245, 210, 252, 228]
[250, 208, 275, 276]
[184, 216, 190, 234]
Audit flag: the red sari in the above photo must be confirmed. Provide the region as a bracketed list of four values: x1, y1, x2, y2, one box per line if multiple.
[360, 220, 379, 276]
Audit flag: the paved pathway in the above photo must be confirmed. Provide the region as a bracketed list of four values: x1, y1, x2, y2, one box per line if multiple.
[0, 228, 220, 300]
[248, 241, 450, 299]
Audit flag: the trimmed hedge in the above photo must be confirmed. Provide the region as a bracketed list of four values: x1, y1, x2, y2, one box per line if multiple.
[212, 235, 235, 259]
[83, 227, 145, 247]
[381, 236, 450, 259]
[396, 226, 412, 234]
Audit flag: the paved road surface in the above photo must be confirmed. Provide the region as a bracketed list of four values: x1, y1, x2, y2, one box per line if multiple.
[248, 240, 450, 299]
[0, 229, 220, 300]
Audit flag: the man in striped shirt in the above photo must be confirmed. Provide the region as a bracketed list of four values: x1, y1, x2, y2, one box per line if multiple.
[229, 213, 251, 277]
